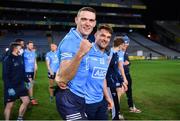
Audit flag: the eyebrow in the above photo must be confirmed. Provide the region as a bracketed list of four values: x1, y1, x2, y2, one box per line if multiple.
[81, 17, 96, 21]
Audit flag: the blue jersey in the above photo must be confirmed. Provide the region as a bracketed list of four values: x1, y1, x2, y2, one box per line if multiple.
[57, 28, 89, 98]
[46, 51, 59, 73]
[24, 49, 36, 72]
[85, 43, 109, 104]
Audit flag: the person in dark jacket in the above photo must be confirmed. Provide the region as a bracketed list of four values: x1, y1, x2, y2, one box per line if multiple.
[3, 42, 30, 120]
[121, 35, 141, 113]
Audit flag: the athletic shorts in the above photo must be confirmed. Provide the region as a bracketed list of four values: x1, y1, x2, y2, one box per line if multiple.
[48, 72, 56, 80]
[55, 88, 87, 120]
[4, 84, 28, 105]
[86, 98, 108, 120]
[25, 72, 34, 80]
[107, 74, 123, 89]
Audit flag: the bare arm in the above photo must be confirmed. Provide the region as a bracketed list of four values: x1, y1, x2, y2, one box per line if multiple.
[118, 61, 128, 92]
[118, 61, 128, 84]
[103, 79, 114, 110]
[55, 39, 92, 88]
[45, 59, 54, 75]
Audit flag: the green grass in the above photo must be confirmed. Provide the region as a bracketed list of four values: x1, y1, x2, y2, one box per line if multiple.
[0, 60, 180, 120]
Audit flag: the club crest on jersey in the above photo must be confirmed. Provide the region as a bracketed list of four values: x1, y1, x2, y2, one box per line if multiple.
[92, 67, 107, 79]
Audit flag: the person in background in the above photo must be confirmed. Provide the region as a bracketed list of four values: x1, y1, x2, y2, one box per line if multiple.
[45, 43, 59, 102]
[106, 36, 128, 120]
[15, 39, 25, 56]
[24, 41, 38, 105]
[121, 35, 141, 113]
[3, 42, 30, 120]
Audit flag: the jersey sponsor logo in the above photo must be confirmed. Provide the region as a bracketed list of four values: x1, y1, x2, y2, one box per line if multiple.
[92, 67, 107, 79]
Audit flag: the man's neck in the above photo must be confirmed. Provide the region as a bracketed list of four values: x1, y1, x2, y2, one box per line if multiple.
[113, 47, 119, 52]
[76, 28, 88, 39]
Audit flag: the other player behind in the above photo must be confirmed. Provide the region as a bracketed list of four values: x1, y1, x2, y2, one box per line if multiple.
[45, 43, 59, 102]
[85, 24, 114, 120]
[15, 38, 25, 55]
[55, 7, 96, 120]
[106, 36, 128, 120]
[2, 42, 30, 120]
[24, 41, 38, 105]
[121, 35, 141, 113]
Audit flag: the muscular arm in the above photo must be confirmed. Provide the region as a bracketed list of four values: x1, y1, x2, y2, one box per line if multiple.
[55, 39, 92, 88]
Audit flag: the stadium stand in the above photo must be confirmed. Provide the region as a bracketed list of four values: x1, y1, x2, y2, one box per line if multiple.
[154, 21, 180, 51]
[128, 32, 180, 58]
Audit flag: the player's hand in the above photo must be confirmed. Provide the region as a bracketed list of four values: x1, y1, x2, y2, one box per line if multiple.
[124, 78, 128, 85]
[78, 39, 92, 57]
[124, 60, 129, 65]
[57, 82, 67, 90]
[107, 98, 114, 110]
[55, 70, 67, 89]
[8, 88, 16, 96]
[122, 82, 128, 92]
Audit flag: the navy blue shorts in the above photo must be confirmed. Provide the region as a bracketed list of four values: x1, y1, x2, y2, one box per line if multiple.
[25, 72, 34, 80]
[86, 98, 108, 120]
[48, 72, 56, 80]
[4, 84, 28, 105]
[107, 74, 123, 89]
[55, 88, 87, 120]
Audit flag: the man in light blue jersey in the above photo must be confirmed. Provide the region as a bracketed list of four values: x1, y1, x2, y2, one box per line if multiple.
[24, 41, 38, 105]
[85, 24, 114, 120]
[45, 43, 59, 102]
[55, 7, 96, 120]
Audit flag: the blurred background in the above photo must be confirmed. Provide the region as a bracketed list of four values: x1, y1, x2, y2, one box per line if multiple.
[0, 0, 180, 120]
[0, 0, 179, 61]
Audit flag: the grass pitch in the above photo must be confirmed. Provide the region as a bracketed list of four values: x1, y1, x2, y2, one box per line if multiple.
[0, 60, 180, 120]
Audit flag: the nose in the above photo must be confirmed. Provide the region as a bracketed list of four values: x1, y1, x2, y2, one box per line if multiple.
[85, 20, 90, 26]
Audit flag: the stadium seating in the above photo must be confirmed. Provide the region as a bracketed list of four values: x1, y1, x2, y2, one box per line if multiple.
[128, 32, 180, 58]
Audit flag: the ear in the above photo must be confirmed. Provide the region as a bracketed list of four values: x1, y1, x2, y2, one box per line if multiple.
[75, 16, 78, 25]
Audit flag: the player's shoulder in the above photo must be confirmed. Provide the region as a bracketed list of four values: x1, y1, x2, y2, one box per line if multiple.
[3, 55, 10, 62]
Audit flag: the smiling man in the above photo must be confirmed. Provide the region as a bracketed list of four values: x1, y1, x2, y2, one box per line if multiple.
[55, 7, 96, 120]
[85, 24, 114, 120]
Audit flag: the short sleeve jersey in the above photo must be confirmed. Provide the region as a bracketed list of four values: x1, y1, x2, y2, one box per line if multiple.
[85, 43, 109, 104]
[57, 28, 89, 98]
[46, 51, 60, 73]
[24, 49, 36, 72]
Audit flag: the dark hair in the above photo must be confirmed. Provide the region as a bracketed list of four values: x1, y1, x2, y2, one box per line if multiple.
[27, 41, 33, 45]
[78, 7, 96, 16]
[9, 42, 21, 52]
[113, 36, 124, 47]
[97, 24, 113, 35]
[15, 38, 24, 43]
[50, 43, 57, 45]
